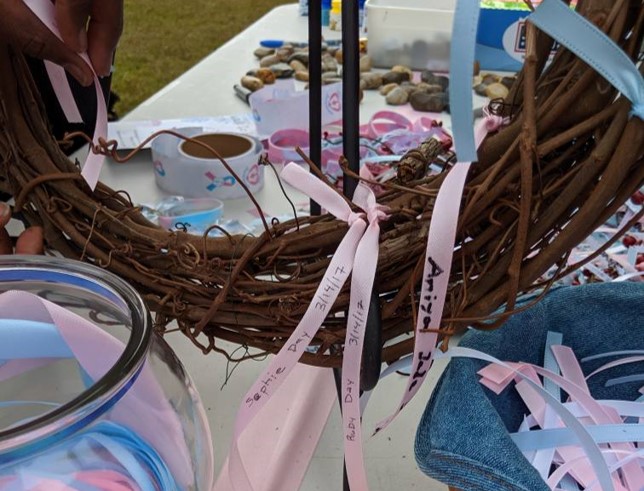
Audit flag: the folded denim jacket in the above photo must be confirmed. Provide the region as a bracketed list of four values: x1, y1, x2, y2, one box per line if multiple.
[415, 282, 644, 491]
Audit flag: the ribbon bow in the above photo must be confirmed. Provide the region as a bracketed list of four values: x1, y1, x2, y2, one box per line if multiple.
[338, 169, 388, 491]
[226, 162, 388, 491]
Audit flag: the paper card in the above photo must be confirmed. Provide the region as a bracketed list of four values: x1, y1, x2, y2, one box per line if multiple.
[107, 114, 258, 150]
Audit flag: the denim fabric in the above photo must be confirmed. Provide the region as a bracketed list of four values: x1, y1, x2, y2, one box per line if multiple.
[415, 283, 644, 490]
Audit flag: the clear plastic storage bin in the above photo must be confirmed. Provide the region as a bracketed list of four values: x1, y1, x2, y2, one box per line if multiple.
[365, 0, 456, 71]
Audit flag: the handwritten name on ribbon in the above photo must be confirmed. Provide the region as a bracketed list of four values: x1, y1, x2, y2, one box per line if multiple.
[340, 175, 388, 490]
[373, 113, 506, 437]
[227, 162, 388, 491]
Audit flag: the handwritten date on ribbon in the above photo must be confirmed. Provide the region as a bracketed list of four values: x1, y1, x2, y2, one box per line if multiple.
[315, 266, 348, 312]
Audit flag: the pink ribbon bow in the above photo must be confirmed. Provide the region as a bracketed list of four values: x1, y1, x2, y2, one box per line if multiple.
[339, 170, 388, 490]
[225, 162, 388, 491]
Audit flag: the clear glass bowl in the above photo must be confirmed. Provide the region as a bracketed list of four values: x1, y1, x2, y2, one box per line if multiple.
[0, 256, 214, 490]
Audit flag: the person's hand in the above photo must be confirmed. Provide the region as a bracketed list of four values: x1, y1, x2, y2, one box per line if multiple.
[0, 203, 44, 255]
[0, 0, 123, 85]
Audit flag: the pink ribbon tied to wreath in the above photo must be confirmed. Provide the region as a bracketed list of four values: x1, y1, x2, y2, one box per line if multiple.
[223, 163, 388, 491]
[374, 109, 507, 436]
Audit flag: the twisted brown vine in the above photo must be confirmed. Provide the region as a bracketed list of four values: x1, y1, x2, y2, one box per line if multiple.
[0, 0, 642, 367]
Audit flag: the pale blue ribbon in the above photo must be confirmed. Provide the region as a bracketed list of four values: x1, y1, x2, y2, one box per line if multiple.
[528, 0, 644, 120]
[541, 332, 581, 491]
[511, 423, 644, 451]
[449, 0, 644, 163]
[543, 331, 564, 400]
[449, 0, 481, 163]
[436, 346, 616, 491]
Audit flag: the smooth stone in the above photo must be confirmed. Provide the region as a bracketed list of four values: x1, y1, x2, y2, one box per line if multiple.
[322, 77, 343, 85]
[247, 67, 276, 84]
[409, 91, 446, 112]
[379, 83, 399, 96]
[415, 82, 443, 94]
[399, 82, 418, 95]
[334, 49, 343, 64]
[259, 54, 281, 67]
[254, 47, 275, 59]
[295, 70, 309, 82]
[359, 54, 372, 72]
[501, 76, 516, 90]
[241, 75, 264, 92]
[420, 70, 439, 85]
[360, 72, 383, 90]
[385, 86, 409, 105]
[289, 59, 307, 72]
[482, 73, 499, 85]
[485, 82, 509, 100]
[322, 71, 340, 81]
[288, 51, 309, 66]
[276, 47, 294, 61]
[434, 75, 449, 90]
[442, 92, 450, 113]
[382, 71, 410, 85]
[321, 54, 338, 72]
[474, 83, 489, 97]
[391, 65, 414, 80]
[269, 63, 295, 78]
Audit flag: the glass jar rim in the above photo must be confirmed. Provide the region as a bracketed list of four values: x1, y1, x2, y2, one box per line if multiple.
[0, 255, 151, 458]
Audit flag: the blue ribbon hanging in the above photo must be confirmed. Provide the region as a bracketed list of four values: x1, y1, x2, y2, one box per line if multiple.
[528, 0, 644, 119]
[449, 0, 644, 163]
[449, 0, 482, 163]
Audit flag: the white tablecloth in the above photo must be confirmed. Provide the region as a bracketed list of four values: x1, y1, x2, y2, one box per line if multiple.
[100, 4, 450, 489]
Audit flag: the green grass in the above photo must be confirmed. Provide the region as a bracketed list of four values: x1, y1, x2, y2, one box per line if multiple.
[112, 0, 293, 115]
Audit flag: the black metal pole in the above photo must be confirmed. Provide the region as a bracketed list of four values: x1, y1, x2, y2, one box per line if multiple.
[308, 0, 322, 216]
[340, 7, 359, 488]
[341, 0, 360, 199]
